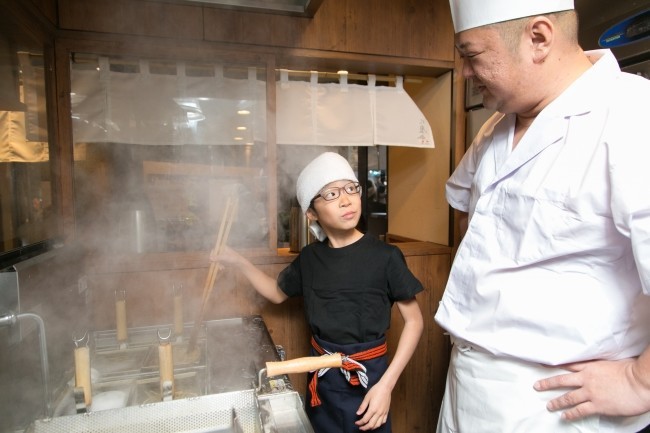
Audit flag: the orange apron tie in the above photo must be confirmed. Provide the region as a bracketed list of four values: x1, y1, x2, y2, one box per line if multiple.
[308, 336, 388, 407]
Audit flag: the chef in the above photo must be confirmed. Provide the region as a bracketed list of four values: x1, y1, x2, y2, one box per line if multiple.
[434, 0, 650, 432]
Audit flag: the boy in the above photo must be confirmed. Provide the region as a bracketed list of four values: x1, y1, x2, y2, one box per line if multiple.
[213, 152, 423, 432]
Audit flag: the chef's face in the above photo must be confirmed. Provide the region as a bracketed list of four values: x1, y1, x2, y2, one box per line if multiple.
[455, 24, 529, 114]
[307, 180, 361, 233]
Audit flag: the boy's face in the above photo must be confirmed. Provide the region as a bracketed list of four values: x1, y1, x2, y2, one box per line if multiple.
[307, 179, 361, 234]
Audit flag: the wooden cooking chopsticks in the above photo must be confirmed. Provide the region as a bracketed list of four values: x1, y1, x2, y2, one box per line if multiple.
[187, 196, 239, 353]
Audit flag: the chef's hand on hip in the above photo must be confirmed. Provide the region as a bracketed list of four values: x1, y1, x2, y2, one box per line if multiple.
[534, 357, 650, 420]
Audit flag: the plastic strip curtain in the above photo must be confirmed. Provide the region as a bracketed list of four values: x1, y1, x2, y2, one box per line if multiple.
[276, 70, 434, 148]
[70, 57, 266, 146]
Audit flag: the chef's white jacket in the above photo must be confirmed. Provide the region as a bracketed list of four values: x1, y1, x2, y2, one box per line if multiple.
[435, 50, 650, 365]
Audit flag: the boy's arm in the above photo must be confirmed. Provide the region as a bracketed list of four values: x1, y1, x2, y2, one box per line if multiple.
[211, 246, 288, 304]
[378, 298, 424, 390]
[355, 297, 424, 430]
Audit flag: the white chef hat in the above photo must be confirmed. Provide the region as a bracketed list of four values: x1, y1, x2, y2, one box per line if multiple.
[296, 152, 359, 241]
[449, 0, 574, 33]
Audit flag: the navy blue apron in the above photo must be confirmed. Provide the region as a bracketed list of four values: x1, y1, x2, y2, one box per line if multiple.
[305, 335, 391, 433]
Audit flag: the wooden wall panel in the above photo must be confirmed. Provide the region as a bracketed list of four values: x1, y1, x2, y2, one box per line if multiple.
[203, 9, 316, 49]
[85, 242, 451, 432]
[28, 0, 58, 27]
[294, 1, 347, 51]
[343, 0, 453, 59]
[57, 0, 455, 64]
[58, 0, 204, 40]
[203, 0, 454, 61]
[389, 73, 452, 245]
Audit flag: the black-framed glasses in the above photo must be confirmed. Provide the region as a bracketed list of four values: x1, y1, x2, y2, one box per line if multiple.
[310, 181, 361, 207]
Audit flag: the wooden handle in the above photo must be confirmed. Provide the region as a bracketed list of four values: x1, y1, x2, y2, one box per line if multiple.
[115, 299, 127, 342]
[158, 342, 175, 399]
[266, 353, 342, 377]
[74, 346, 92, 406]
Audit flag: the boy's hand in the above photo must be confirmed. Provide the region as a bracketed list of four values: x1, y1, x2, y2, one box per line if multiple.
[355, 381, 391, 430]
[209, 245, 241, 267]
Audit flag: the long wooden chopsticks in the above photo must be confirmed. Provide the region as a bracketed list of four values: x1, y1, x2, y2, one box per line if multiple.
[187, 196, 239, 353]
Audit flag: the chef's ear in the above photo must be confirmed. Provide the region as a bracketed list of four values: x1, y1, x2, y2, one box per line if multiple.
[306, 208, 318, 222]
[528, 16, 554, 63]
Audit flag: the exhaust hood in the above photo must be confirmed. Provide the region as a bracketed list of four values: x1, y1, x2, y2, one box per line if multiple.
[167, 0, 323, 16]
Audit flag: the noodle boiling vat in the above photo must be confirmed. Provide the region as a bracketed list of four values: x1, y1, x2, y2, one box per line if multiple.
[27, 316, 315, 433]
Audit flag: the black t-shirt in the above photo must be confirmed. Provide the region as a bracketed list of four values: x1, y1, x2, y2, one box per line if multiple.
[277, 233, 423, 345]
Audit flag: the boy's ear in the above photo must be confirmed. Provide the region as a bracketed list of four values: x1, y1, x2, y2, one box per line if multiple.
[305, 208, 318, 222]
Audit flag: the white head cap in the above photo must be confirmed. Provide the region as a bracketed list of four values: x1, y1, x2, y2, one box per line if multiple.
[449, 0, 574, 33]
[296, 152, 359, 241]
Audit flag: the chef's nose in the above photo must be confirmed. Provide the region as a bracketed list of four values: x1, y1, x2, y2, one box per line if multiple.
[461, 58, 474, 79]
[338, 193, 351, 206]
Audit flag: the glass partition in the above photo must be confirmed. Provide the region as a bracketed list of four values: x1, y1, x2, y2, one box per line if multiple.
[0, 13, 56, 259]
[69, 54, 270, 253]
